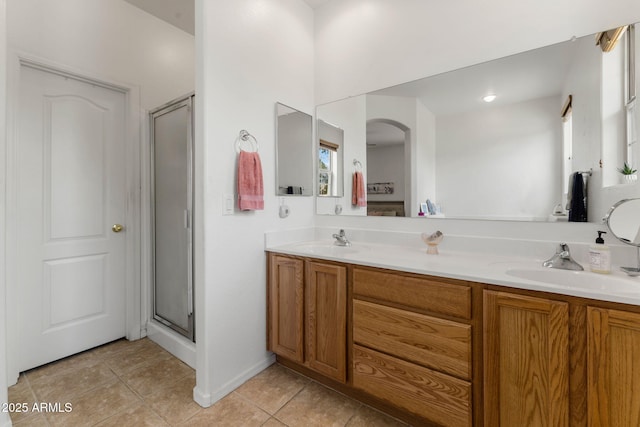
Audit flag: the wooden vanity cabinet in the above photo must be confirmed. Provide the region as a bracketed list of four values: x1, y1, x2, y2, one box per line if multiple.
[305, 260, 347, 382]
[483, 290, 570, 427]
[352, 267, 477, 427]
[267, 253, 347, 383]
[268, 251, 640, 427]
[587, 307, 640, 427]
[268, 254, 304, 363]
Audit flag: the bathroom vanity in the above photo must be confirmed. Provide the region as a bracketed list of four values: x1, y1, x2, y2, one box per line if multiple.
[266, 241, 640, 427]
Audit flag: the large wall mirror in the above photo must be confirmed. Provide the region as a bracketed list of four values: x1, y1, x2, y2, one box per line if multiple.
[316, 23, 640, 221]
[276, 102, 313, 196]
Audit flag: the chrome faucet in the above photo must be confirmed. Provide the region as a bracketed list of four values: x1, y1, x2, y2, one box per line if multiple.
[332, 229, 351, 247]
[542, 243, 583, 271]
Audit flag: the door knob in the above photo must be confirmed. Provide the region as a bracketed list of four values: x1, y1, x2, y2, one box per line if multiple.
[112, 224, 124, 233]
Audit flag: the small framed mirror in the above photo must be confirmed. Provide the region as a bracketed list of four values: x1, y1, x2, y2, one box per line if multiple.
[275, 102, 313, 196]
[317, 119, 344, 197]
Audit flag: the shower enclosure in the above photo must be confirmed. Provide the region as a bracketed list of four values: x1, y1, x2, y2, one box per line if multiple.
[150, 94, 194, 341]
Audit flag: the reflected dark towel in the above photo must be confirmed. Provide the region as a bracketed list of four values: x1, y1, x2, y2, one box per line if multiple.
[568, 172, 587, 222]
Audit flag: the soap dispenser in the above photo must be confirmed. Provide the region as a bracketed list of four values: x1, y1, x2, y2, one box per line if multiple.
[589, 231, 611, 274]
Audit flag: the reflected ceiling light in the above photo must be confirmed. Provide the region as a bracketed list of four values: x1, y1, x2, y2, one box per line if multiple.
[483, 94, 497, 103]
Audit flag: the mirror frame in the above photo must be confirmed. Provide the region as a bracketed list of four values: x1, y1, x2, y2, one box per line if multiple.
[605, 198, 640, 247]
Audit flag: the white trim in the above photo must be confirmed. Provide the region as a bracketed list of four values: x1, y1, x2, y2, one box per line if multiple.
[193, 354, 276, 408]
[146, 320, 196, 368]
[5, 52, 143, 381]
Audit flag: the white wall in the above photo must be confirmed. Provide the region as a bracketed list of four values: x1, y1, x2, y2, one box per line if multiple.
[601, 40, 627, 187]
[7, 0, 194, 111]
[315, 0, 640, 105]
[367, 144, 405, 202]
[416, 100, 437, 210]
[0, 0, 10, 425]
[436, 96, 562, 221]
[196, 0, 314, 405]
[315, 0, 640, 242]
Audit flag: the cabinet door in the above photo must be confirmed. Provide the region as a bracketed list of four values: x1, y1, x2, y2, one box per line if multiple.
[268, 255, 304, 363]
[588, 307, 640, 427]
[484, 290, 569, 427]
[306, 261, 347, 382]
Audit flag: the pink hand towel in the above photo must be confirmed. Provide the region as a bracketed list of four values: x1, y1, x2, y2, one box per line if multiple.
[352, 171, 366, 207]
[237, 151, 264, 210]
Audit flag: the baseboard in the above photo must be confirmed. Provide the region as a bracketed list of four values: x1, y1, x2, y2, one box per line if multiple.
[146, 321, 196, 369]
[193, 353, 276, 408]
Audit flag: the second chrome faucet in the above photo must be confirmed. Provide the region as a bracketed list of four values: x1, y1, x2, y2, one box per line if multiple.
[332, 229, 351, 247]
[543, 243, 583, 271]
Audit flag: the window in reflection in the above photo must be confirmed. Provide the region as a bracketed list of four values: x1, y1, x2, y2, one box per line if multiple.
[319, 140, 338, 195]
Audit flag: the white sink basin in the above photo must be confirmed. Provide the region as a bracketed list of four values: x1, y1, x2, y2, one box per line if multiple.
[506, 268, 640, 295]
[289, 242, 368, 257]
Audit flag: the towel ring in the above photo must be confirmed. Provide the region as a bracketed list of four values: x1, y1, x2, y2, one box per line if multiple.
[353, 159, 363, 172]
[235, 130, 259, 153]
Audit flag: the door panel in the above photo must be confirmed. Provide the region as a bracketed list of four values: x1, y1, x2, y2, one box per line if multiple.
[484, 290, 569, 427]
[14, 64, 127, 372]
[46, 96, 106, 240]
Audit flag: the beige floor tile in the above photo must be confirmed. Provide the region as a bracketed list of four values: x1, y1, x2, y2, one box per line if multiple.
[145, 374, 201, 425]
[180, 393, 270, 427]
[25, 349, 102, 383]
[235, 364, 309, 414]
[105, 342, 172, 376]
[262, 417, 288, 427]
[8, 374, 38, 424]
[93, 338, 164, 360]
[122, 356, 193, 397]
[274, 381, 360, 427]
[45, 379, 141, 427]
[29, 361, 118, 402]
[345, 405, 408, 427]
[12, 413, 49, 426]
[95, 403, 170, 427]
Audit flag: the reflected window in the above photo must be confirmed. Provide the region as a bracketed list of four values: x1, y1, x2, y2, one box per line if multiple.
[319, 140, 338, 195]
[599, 26, 635, 187]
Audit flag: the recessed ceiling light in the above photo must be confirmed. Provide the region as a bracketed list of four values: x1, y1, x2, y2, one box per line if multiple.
[483, 94, 497, 103]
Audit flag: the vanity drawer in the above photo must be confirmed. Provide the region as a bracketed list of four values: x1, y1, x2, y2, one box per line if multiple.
[353, 268, 472, 320]
[353, 344, 472, 427]
[353, 299, 472, 379]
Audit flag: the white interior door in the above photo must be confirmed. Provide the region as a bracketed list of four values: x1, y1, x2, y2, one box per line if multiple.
[13, 63, 128, 372]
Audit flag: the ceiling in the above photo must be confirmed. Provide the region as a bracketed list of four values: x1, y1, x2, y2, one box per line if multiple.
[124, 0, 332, 35]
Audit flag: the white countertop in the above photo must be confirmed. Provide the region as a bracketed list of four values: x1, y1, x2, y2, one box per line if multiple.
[267, 240, 640, 306]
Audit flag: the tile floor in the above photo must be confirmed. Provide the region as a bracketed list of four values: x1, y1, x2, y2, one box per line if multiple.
[8, 338, 409, 426]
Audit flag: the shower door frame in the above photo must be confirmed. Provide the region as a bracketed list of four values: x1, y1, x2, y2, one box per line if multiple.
[149, 93, 195, 341]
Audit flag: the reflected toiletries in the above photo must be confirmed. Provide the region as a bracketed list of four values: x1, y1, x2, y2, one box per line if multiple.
[589, 231, 611, 274]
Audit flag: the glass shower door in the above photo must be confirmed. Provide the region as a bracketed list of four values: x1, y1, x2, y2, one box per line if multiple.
[151, 95, 194, 341]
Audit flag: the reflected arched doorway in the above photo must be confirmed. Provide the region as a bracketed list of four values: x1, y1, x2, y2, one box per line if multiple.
[366, 119, 411, 217]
